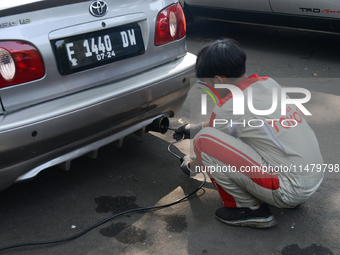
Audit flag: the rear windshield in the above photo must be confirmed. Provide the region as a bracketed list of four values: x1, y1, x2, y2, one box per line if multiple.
[0, 0, 88, 16]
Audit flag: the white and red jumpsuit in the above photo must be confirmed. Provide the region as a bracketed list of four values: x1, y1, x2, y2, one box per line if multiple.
[193, 74, 324, 208]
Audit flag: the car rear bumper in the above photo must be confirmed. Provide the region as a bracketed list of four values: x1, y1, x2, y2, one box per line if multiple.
[0, 52, 197, 191]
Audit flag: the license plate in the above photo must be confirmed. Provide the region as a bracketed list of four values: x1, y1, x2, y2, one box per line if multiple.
[52, 23, 145, 75]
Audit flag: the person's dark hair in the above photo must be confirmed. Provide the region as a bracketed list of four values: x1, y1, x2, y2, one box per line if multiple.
[195, 38, 247, 79]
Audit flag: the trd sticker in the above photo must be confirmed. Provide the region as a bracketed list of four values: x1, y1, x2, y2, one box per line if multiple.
[322, 9, 340, 14]
[299, 7, 340, 14]
[299, 8, 321, 13]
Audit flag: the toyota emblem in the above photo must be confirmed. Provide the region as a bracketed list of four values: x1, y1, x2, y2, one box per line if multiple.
[89, 0, 108, 17]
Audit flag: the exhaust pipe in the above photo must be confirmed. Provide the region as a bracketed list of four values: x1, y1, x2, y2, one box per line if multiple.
[146, 116, 169, 134]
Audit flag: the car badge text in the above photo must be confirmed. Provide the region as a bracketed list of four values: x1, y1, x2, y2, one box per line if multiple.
[0, 18, 31, 29]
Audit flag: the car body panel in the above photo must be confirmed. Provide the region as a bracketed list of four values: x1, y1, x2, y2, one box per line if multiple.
[0, 52, 196, 190]
[270, 0, 340, 18]
[0, 0, 186, 111]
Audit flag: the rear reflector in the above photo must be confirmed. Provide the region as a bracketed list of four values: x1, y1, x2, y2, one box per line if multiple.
[0, 48, 15, 81]
[155, 3, 186, 46]
[0, 41, 45, 88]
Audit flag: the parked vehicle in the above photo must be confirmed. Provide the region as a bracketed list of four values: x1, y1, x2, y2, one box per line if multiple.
[181, 0, 340, 33]
[0, 0, 196, 191]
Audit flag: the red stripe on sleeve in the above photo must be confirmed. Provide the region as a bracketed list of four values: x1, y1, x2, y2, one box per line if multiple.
[209, 112, 216, 127]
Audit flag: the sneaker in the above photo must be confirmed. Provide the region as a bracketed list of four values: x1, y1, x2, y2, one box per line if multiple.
[215, 203, 277, 228]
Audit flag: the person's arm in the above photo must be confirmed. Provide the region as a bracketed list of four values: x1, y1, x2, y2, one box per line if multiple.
[177, 122, 210, 175]
[202, 121, 210, 128]
[188, 157, 202, 172]
[173, 123, 203, 140]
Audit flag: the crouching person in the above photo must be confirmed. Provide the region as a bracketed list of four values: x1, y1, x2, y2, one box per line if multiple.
[173, 39, 324, 228]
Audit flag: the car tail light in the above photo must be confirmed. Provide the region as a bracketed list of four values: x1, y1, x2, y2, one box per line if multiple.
[0, 41, 45, 88]
[155, 3, 186, 46]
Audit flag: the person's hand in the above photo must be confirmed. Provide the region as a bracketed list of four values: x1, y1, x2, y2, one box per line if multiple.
[172, 123, 203, 141]
[180, 156, 196, 176]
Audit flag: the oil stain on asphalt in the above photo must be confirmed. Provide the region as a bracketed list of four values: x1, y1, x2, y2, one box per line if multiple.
[281, 244, 334, 255]
[100, 222, 147, 244]
[94, 196, 187, 244]
[95, 196, 147, 244]
[161, 214, 187, 233]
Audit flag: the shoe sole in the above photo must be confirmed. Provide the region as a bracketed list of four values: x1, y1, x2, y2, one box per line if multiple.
[215, 215, 277, 229]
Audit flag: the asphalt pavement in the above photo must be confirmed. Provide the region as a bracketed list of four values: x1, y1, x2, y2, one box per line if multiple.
[1, 19, 340, 255]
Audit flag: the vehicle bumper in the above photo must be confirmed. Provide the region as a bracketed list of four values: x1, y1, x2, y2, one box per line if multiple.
[0, 52, 197, 191]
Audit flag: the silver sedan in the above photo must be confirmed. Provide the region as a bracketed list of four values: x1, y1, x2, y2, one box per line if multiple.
[0, 0, 196, 191]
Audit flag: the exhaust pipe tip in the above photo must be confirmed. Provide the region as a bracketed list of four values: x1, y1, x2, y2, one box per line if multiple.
[146, 116, 169, 134]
